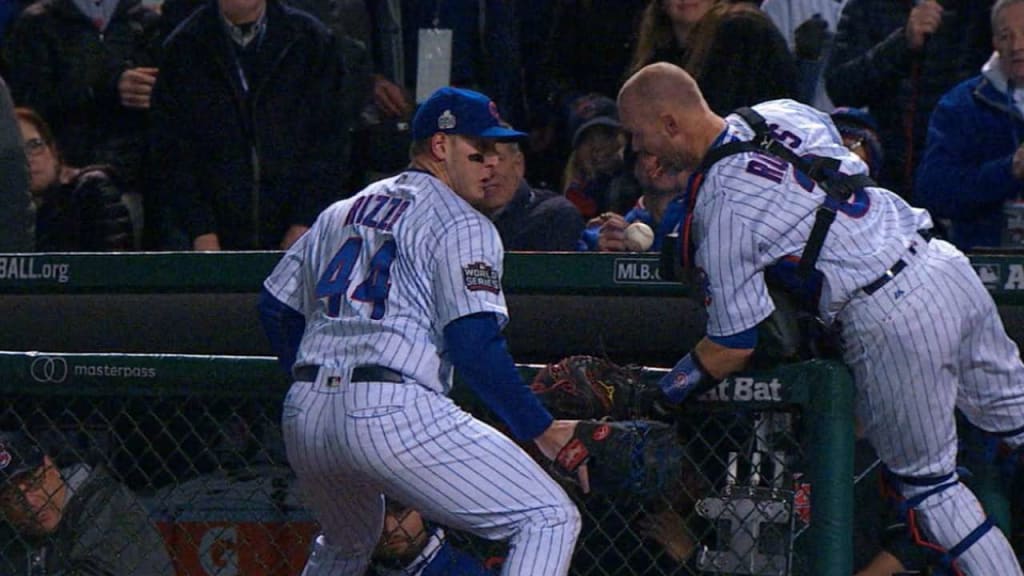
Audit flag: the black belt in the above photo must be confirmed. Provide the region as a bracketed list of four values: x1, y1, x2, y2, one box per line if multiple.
[862, 231, 932, 296]
[292, 364, 404, 384]
[862, 260, 907, 295]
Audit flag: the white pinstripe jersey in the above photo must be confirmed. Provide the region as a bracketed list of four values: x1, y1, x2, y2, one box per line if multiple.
[264, 169, 508, 394]
[693, 99, 934, 336]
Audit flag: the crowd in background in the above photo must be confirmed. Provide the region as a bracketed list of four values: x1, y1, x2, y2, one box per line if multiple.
[0, 0, 1015, 257]
[2, 0, 1024, 574]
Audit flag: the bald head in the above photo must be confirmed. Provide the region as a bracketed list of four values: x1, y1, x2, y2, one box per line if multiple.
[618, 62, 708, 118]
[617, 62, 724, 173]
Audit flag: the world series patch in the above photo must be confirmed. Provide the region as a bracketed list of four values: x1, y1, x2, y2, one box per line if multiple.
[463, 262, 501, 294]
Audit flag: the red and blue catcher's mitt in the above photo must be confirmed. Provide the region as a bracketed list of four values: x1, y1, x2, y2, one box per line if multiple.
[530, 356, 644, 420]
[553, 420, 690, 503]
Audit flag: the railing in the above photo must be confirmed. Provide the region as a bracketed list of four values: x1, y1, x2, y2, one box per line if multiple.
[0, 352, 854, 576]
[11, 248, 1019, 573]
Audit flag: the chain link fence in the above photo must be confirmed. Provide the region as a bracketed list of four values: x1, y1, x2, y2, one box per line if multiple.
[0, 353, 854, 576]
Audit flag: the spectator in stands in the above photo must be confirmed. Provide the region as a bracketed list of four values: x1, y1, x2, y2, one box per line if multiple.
[148, 0, 350, 250]
[627, 0, 798, 116]
[346, 0, 526, 182]
[16, 107, 137, 251]
[529, 0, 648, 189]
[479, 135, 584, 252]
[161, 0, 369, 43]
[561, 93, 640, 220]
[628, 0, 717, 74]
[580, 152, 687, 253]
[0, 0, 32, 68]
[824, 0, 996, 198]
[914, 0, 1024, 252]
[831, 106, 885, 179]
[158, 0, 373, 192]
[0, 73, 33, 252]
[0, 430, 173, 575]
[760, 0, 848, 111]
[3, 0, 160, 195]
[539, 0, 648, 108]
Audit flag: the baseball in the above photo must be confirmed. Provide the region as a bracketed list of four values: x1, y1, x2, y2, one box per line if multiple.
[623, 222, 655, 252]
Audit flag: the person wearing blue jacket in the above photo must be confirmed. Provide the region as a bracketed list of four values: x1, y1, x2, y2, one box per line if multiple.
[914, 0, 1024, 251]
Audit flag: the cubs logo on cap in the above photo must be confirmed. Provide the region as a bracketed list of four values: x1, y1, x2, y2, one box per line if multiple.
[0, 444, 11, 470]
[0, 431, 45, 487]
[411, 87, 527, 141]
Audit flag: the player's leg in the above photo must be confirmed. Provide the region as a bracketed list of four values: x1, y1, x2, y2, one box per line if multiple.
[281, 382, 385, 576]
[949, 246, 1024, 451]
[337, 381, 581, 576]
[840, 244, 1022, 575]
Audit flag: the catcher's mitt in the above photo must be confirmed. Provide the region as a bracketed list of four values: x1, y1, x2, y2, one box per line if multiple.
[530, 356, 644, 420]
[552, 420, 693, 504]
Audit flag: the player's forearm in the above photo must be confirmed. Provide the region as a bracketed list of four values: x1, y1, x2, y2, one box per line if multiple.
[444, 313, 553, 440]
[695, 336, 755, 380]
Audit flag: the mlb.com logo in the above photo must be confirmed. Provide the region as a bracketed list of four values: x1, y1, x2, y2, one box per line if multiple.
[613, 258, 673, 284]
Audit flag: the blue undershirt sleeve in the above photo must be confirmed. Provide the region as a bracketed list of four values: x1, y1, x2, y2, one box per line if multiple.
[444, 312, 553, 441]
[708, 326, 759, 349]
[258, 287, 306, 375]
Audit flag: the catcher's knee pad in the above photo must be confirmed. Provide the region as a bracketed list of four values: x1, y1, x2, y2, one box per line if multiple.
[992, 421, 1024, 452]
[883, 469, 996, 576]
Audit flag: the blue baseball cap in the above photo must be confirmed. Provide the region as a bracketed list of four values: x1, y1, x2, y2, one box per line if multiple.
[411, 87, 526, 142]
[0, 431, 44, 488]
[567, 93, 621, 148]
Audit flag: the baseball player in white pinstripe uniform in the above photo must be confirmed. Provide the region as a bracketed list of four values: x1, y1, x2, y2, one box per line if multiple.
[259, 87, 585, 576]
[619, 63, 1024, 575]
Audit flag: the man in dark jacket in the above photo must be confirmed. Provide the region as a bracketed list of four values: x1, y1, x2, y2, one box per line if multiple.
[478, 138, 583, 252]
[149, 0, 350, 250]
[0, 74, 33, 252]
[825, 0, 995, 197]
[0, 431, 173, 575]
[3, 0, 160, 192]
[914, 0, 1024, 251]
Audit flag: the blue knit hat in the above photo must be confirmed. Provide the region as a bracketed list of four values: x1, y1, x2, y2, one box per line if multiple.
[567, 93, 621, 148]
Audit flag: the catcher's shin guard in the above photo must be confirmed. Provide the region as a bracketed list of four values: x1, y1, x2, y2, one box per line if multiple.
[882, 468, 1018, 576]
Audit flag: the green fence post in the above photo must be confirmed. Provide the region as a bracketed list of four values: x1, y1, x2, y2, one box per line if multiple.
[806, 360, 855, 576]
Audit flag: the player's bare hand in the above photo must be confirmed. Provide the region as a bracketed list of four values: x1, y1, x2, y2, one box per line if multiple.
[118, 67, 158, 109]
[192, 232, 221, 252]
[596, 213, 627, 252]
[1013, 144, 1024, 181]
[535, 420, 591, 494]
[373, 74, 413, 119]
[637, 509, 696, 562]
[905, 0, 943, 51]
